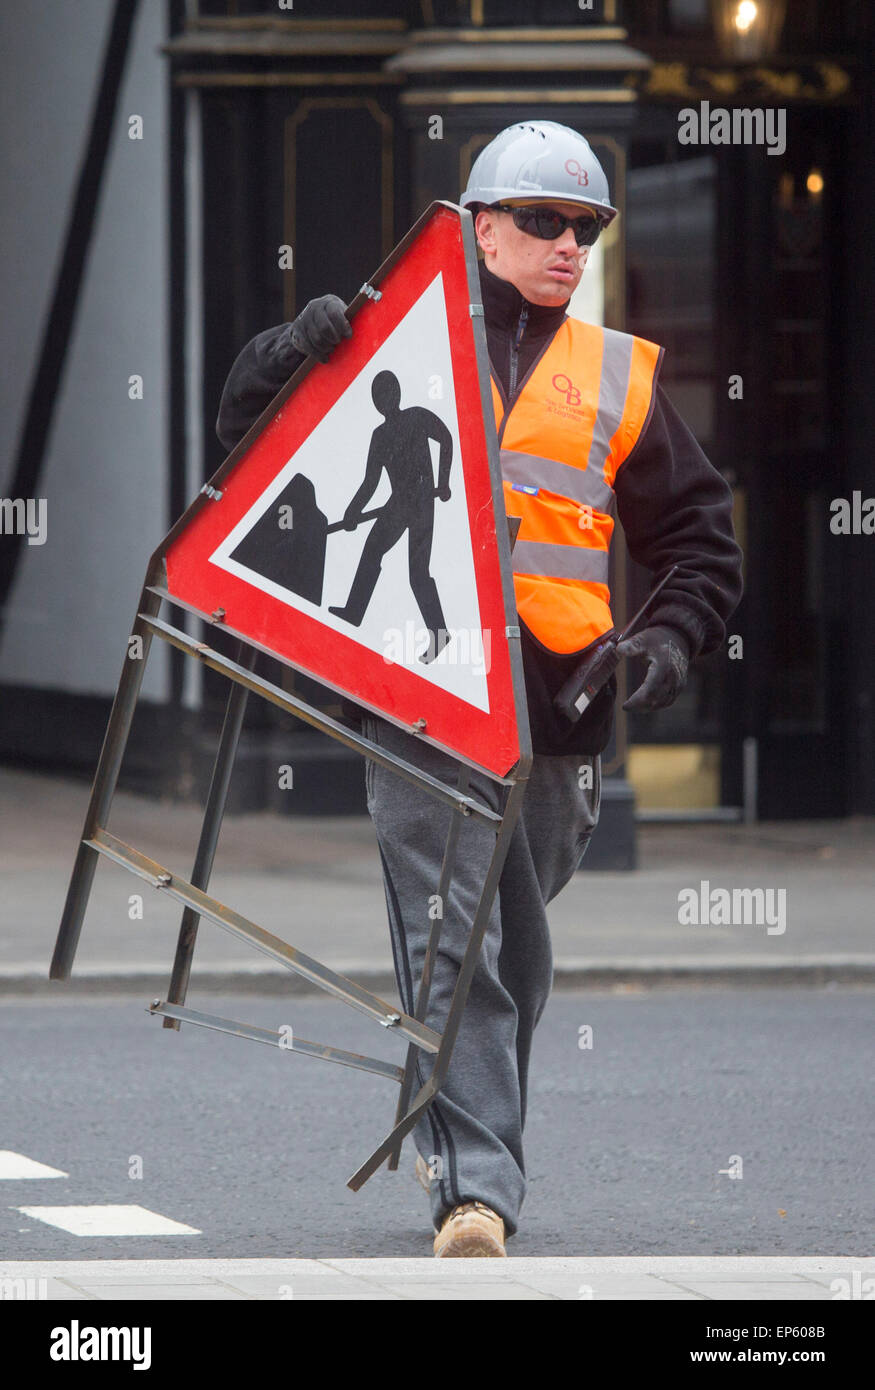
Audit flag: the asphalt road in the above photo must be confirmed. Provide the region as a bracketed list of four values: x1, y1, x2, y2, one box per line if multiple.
[1, 987, 872, 1259]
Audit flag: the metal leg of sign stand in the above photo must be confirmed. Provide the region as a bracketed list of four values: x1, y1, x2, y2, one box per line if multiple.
[386, 764, 470, 1172]
[50, 584, 163, 981]
[49, 588, 529, 1192]
[163, 642, 255, 1030]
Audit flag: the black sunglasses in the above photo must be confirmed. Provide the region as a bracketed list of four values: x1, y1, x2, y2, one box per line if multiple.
[497, 204, 603, 248]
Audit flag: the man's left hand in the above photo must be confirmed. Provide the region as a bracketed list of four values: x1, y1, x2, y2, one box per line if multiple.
[618, 625, 689, 711]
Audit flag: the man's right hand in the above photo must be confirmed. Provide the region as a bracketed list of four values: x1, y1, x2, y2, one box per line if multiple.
[290, 294, 352, 364]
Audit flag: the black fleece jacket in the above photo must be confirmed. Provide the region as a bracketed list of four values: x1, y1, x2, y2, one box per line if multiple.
[216, 261, 743, 755]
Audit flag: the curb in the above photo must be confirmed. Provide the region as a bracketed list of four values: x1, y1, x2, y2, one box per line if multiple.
[3, 957, 874, 996]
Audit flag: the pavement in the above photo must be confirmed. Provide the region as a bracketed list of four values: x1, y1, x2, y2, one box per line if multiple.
[2, 1256, 873, 1301]
[3, 767, 873, 1302]
[2, 765, 873, 995]
[3, 765, 875, 993]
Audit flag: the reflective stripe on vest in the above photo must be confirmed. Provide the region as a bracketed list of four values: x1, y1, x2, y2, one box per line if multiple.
[492, 318, 663, 655]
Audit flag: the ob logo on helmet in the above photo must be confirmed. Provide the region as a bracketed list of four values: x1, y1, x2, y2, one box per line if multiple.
[564, 158, 590, 188]
[460, 120, 617, 232]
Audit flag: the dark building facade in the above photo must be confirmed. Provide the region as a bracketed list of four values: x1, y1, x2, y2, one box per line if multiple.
[3, 0, 873, 848]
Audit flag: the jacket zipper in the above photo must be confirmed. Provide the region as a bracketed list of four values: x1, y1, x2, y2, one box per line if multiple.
[496, 301, 561, 445]
[508, 301, 529, 401]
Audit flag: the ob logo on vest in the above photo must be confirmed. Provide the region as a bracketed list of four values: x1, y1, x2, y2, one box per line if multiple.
[551, 372, 582, 407]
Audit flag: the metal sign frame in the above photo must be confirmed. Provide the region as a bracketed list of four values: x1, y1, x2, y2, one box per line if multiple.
[50, 202, 533, 1190]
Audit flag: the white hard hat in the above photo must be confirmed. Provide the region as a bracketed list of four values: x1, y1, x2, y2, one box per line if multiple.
[461, 120, 617, 226]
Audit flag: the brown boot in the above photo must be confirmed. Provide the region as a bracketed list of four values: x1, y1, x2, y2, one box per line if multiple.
[433, 1201, 506, 1258]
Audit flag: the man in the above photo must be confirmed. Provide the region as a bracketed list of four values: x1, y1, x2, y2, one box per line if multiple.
[216, 120, 743, 1257]
[327, 369, 453, 663]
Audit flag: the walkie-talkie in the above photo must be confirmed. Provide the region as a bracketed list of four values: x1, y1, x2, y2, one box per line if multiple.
[554, 565, 679, 723]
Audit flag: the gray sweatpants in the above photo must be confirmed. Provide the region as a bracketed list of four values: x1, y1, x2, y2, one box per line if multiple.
[363, 715, 601, 1238]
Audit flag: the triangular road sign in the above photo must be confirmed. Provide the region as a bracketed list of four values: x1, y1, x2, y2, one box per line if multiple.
[158, 202, 525, 777]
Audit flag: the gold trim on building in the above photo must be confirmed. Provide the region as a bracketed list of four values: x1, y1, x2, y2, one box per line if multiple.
[596, 135, 625, 332]
[189, 17, 407, 31]
[283, 98, 393, 324]
[175, 72, 403, 88]
[627, 745, 721, 811]
[400, 88, 636, 105]
[458, 133, 490, 200]
[406, 27, 628, 44]
[629, 59, 853, 102]
[164, 33, 405, 60]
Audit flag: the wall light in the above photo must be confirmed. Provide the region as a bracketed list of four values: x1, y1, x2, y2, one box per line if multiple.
[711, 0, 787, 61]
[806, 169, 824, 199]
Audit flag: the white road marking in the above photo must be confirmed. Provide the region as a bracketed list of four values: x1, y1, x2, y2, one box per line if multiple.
[0, 1151, 68, 1180]
[14, 1205, 201, 1236]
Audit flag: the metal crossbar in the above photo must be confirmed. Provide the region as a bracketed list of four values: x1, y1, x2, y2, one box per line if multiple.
[147, 1002, 406, 1084]
[85, 826, 440, 1052]
[49, 580, 530, 1189]
[140, 605, 512, 814]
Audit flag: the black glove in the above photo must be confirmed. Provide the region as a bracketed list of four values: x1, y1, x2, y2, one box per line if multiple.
[617, 624, 689, 711]
[289, 294, 352, 364]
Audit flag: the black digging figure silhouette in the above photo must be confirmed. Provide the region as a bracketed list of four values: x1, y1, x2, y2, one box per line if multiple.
[328, 370, 453, 663]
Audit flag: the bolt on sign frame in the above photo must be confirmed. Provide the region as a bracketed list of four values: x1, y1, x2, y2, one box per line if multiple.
[50, 202, 532, 1190]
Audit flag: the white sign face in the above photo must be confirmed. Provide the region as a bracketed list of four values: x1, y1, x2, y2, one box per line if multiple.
[209, 273, 491, 711]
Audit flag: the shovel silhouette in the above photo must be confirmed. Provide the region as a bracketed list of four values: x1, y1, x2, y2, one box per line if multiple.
[229, 472, 383, 606]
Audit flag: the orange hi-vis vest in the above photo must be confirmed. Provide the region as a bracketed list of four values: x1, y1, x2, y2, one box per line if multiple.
[491, 317, 664, 655]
